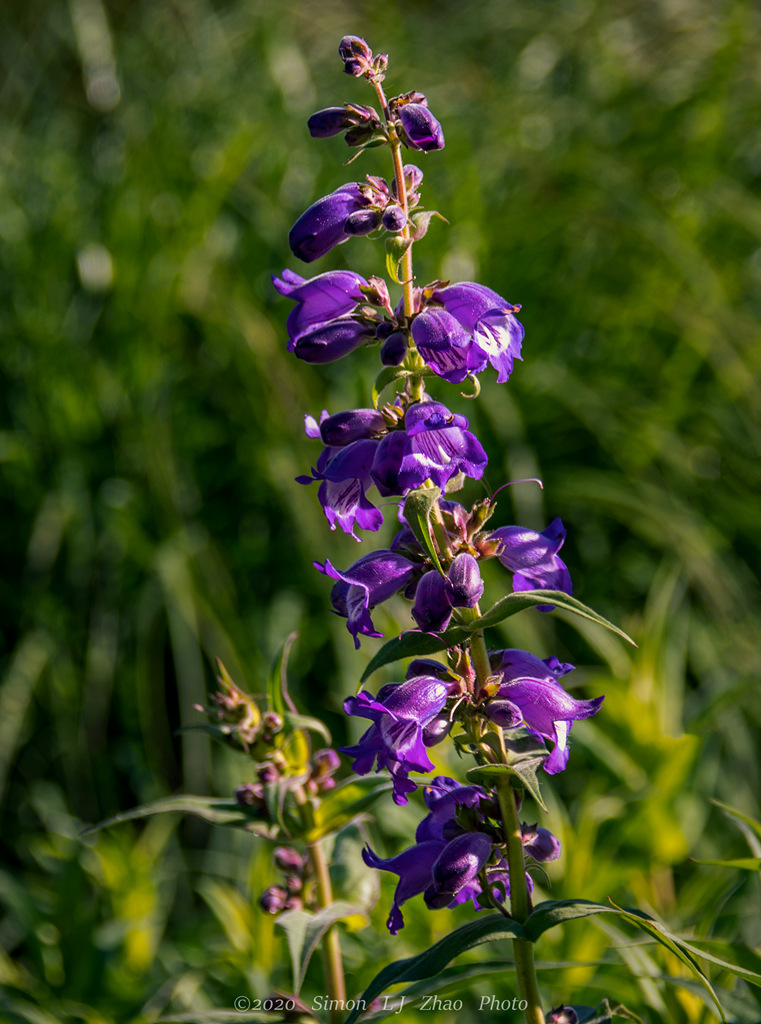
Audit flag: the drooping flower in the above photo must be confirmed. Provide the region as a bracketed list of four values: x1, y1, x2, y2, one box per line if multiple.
[490, 517, 572, 603]
[411, 281, 524, 383]
[315, 549, 420, 647]
[487, 648, 604, 773]
[340, 677, 450, 804]
[296, 438, 383, 540]
[272, 268, 368, 345]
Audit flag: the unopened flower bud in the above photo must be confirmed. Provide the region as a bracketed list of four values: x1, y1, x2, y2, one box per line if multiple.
[274, 847, 305, 873]
[284, 895, 303, 912]
[262, 712, 283, 736]
[380, 331, 408, 366]
[294, 319, 375, 364]
[259, 886, 288, 914]
[397, 98, 445, 152]
[382, 205, 406, 232]
[285, 875, 303, 893]
[345, 209, 381, 236]
[236, 782, 264, 808]
[521, 823, 561, 862]
[445, 553, 484, 608]
[338, 35, 373, 77]
[258, 762, 280, 785]
[307, 106, 354, 138]
[422, 712, 453, 747]
[485, 699, 523, 729]
[320, 409, 386, 446]
[312, 747, 341, 777]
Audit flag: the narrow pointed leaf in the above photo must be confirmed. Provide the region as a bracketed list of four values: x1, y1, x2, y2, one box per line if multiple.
[711, 799, 761, 847]
[524, 899, 623, 941]
[277, 900, 365, 994]
[466, 758, 548, 813]
[81, 795, 278, 838]
[360, 626, 470, 681]
[344, 915, 527, 1024]
[693, 856, 761, 870]
[403, 486, 445, 574]
[473, 591, 637, 646]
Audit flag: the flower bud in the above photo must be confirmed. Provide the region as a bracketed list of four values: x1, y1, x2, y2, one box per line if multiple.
[382, 205, 406, 232]
[285, 875, 303, 893]
[284, 895, 303, 912]
[445, 553, 484, 608]
[307, 106, 354, 138]
[422, 712, 453, 747]
[235, 782, 264, 808]
[521, 823, 561, 862]
[312, 747, 341, 777]
[345, 209, 381, 236]
[289, 184, 367, 263]
[274, 847, 305, 873]
[412, 570, 453, 633]
[294, 319, 375, 364]
[380, 331, 408, 366]
[262, 712, 283, 737]
[485, 699, 523, 728]
[320, 408, 386, 446]
[338, 35, 373, 77]
[397, 100, 445, 152]
[257, 762, 280, 785]
[259, 886, 288, 914]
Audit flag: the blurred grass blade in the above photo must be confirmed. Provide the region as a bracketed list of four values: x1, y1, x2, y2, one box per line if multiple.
[81, 795, 278, 837]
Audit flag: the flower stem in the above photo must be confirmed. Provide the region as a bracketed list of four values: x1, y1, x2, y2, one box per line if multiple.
[294, 786, 346, 1023]
[462, 622, 546, 1024]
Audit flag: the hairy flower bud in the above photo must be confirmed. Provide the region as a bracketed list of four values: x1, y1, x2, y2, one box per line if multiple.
[259, 886, 288, 914]
[307, 106, 354, 138]
[380, 330, 408, 365]
[293, 319, 375, 364]
[274, 847, 305, 873]
[289, 184, 368, 263]
[338, 35, 373, 77]
[382, 205, 407, 232]
[445, 553, 484, 608]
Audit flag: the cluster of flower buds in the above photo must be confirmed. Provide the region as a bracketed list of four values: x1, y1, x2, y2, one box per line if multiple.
[305, 747, 341, 794]
[259, 847, 311, 915]
[196, 661, 283, 757]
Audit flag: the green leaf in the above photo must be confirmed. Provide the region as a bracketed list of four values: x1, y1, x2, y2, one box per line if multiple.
[409, 209, 448, 241]
[305, 777, 392, 842]
[283, 712, 331, 745]
[385, 236, 412, 284]
[663, 936, 761, 989]
[277, 900, 365, 994]
[403, 486, 445, 574]
[473, 590, 637, 646]
[268, 631, 299, 717]
[693, 856, 761, 870]
[360, 626, 470, 681]
[80, 795, 278, 838]
[372, 366, 410, 408]
[524, 899, 623, 941]
[344, 915, 527, 1024]
[711, 799, 761, 849]
[466, 758, 548, 812]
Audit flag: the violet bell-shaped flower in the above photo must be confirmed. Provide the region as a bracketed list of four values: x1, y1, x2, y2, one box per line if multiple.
[341, 676, 451, 804]
[487, 648, 604, 773]
[396, 400, 488, 491]
[272, 268, 368, 345]
[411, 281, 524, 384]
[288, 183, 369, 263]
[393, 93, 445, 152]
[297, 429, 383, 540]
[490, 517, 572, 605]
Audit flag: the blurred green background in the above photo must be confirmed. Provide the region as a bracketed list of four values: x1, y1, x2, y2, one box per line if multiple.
[1, 0, 761, 1021]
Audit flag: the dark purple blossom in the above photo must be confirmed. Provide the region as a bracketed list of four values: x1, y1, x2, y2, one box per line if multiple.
[396, 97, 445, 152]
[521, 823, 562, 862]
[293, 317, 376, 363]
[297, 438, 383, 540]
[341, 677, 450, 804]
[315, 550, 419, 647]
[491, 648, 604, 773]
[307, 103, 379, 139]
[319, 408, 387, 446]
[272, 268, 367, 345]
[398, 401, 488, 491]
[411, 281, 524, 383]
[380, 330, 408, 365]
[490, 517, 572, 604]
[289, 183, 368, 263]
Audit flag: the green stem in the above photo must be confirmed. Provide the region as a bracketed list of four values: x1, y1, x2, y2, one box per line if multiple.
[294, 786, 346, 1024]
[461, 619, 546, 1024]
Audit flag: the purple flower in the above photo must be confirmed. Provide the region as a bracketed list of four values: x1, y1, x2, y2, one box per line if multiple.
[490, 517, 572, 605]
[297, 438, 383, 540]
[307, 103, 379, 139]
[319, 408, 387, 446]
[548, 1009, 579, 1024]
[399, 401, 488, 491]
[521, 823, 562, 862]
[341, 677, 450, 804]
[289, 183, 368, 263]
[272, 268, 368, 344]
[412, 281, 524, 384]
[315, 550, 419, 647]
[396, 97, 445, 152]
[491, 648, 604, 773]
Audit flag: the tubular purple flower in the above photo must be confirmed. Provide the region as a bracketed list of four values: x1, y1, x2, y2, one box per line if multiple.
[315, 550, 419, 647]
[272, 268, 368, 344]
[431, 281, 525, 383]
[340, 676, 450, 804]
[412, 571, 453, 633]
[362, 841, 445, 934]
[397, 100, 445, 152]
[307, 103, 380, 139]
[411, 307, 475, 384]
[424, 832, 493, 908]
[380, 330, 408, 365]
[490, 517, 572, 604]
[521, 823, 561, 862]
[293, 317, 376, 364]
[297, 438, 383, 539]
[399, 401, 488, 491]
[492, 650, 604, 773]
[289, 183, 368, 263]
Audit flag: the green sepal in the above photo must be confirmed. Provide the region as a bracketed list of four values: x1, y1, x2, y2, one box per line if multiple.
[80, 795, 279, 839]
[403, 486, 445, 575]
[344, 915, 527, 1024]
[410, 209, 448, 241]
[305, 776, 392, 842]
[277, 900, 366, 995]
[385, 235, 412, 284]
[372, 365, 410, 408]
[467, 756, 548, 813]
